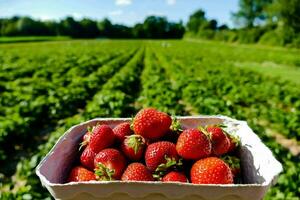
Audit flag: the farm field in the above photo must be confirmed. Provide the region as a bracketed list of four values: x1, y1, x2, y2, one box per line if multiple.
[0, 36, 70, 44]
[0, 39, 299, 200]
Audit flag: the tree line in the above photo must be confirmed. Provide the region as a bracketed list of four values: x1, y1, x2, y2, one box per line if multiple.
[186, 0, 300, 48]
[1, 0, 299, 47]
[0, 16, 184, 39]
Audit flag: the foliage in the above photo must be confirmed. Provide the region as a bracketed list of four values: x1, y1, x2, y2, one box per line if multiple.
[185, 0, 300, 48]
[0, 40, 299, 200]
[232, 0, 273, 28]
[0, 16, 185, 39]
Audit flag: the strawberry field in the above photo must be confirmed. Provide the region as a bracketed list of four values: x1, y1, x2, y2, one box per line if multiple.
[0, 40, 299, 200]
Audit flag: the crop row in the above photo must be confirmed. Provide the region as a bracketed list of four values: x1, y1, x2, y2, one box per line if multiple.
[136, 47, 186, 115]
[0, 40, 298, 200]
[163, 41, 300, 141]
[0, 48, 137, 169]
[151, 41, 299, 199]
[0, 47, 145, 199]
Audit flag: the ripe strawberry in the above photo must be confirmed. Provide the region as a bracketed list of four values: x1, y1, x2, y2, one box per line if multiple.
[176, 128, 211, 160]
[191, 157, 233, 184]
[89, 124, 115, 153]
[121, 163, 154, 181]
[222, 156, 241, 177]
[133, 108, 172, 140]
[79, 130, 91, 150]
[121, 135, 146, 161]
[80, 146, 97, 170]
[94, 148, 126, 180]
[67, 166, 96, 182]
[145, 141, 179, 172]
[206, 125, 230, 156]
[113, 122, 132, 143]
[227, 134, 240, 153]
[162, 171, 188, 183]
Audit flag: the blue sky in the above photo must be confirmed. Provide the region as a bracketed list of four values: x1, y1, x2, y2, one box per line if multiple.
[0, 0, 239, 27]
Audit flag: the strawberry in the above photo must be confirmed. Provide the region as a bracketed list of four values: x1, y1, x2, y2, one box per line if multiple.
[79, 130, 92, 150]
[121, 135, 146, 161]
[227, 134, 240, 153]
[113, 122, 132, 143]
[145, 141, 179, 172]
[121, 163, 154, 181]
[190, 157, 233, 184]
[67, 166, 96, 182]
[94, 148, 126, 180]
[206, 125, 230, 156]
[176, 128, 211, 160]
[133, 108, 172, 140]
[162, 171, 188, 183]
[80, 146, 97, 170]
[89, 124, 115, 153]
[222, 156, 241, 178]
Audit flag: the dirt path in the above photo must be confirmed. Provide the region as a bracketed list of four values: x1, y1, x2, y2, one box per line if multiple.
[264, 127, 300, 156]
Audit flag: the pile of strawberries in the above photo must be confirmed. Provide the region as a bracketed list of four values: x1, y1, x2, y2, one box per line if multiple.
[68, 108, 241, 184]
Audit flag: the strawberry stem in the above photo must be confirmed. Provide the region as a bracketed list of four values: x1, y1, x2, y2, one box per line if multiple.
[153, 156, 182, 180]
[222, 155, 240, 172]
[94, 163, 115, 181]
[170, 117, 182, 133]
[79, 140, 88, 151]
[126, 135, 145, 154]
[198, 125, 209, 136]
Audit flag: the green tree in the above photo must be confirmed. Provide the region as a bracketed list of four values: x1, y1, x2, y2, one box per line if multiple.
[97, 18, 113, 37]
[143, 16, 168, 38]
[132, 23, 145, 38]
[233, 0, 273, 28]
[79, 18, 99, 38]
[60, 16, 82, 38]
[275, 0, 300, 32]
[186, 9, 206, 32]
[166, 21, 185, 38]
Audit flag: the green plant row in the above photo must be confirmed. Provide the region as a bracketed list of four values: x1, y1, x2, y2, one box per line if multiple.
[151, 41, 299, 199]
[135, 47, 186, 115]
[0, 40, 298, 200]
[0, 48, 137, 165]
[0, 46, 146, 200]
[160, 41, 300, 140]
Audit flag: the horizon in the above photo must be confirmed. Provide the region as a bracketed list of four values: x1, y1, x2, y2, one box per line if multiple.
[0, 0, 239, 27]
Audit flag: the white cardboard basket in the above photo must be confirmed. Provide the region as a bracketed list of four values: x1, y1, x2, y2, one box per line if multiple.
[36, 116, 282, 200]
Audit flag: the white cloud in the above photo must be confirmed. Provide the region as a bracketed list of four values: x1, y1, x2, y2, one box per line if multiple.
[109, 10, 123, 16]
[166, 0, 176, 5]
[115, 0, 132, 6]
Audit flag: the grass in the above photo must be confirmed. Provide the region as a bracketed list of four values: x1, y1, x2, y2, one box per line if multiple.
[234, 61, 300, 85]
[0, 36, 70, 43]
[186, 39, 300, 85]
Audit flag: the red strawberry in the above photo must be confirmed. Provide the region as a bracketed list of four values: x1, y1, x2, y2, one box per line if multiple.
[206, 126, 230, 156]
[162, 171, 188, 183]
[227, 134, 240, 153]
[176, 128, 211, 160]
[121, 135, 146, 161]
[133, 108, 172, 140]
[79, 130, 92, 150]
[113, 122, 132, 142]
[67, 166, 96, 182]
[94, 148, 126, 180]
[191, 157, 233, 184]
[89, 124, 115, 153]
[80, 146, 97, 170]
[121, 163, 154, 181]
[145, 141, 179, 172]
[222, 156, 241, 177]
